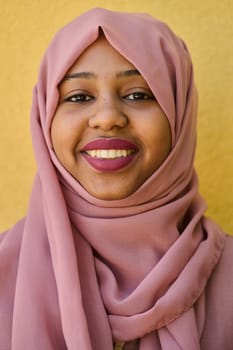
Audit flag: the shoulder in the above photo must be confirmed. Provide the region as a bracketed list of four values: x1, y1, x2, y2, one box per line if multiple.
[0, 218, 25, 268]
[205, 233, 233, 305]
[205, 233, 233, 306]
[0, 218, 25, 346]
[0, 218, 25, 252]
[211, 234, 233, 281]
[201, 234, 233, 349]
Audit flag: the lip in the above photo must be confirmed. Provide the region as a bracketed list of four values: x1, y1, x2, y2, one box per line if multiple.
[82, 153, 137, 172]
[81, 138, 138, 151]
[80, 138, 139, 172]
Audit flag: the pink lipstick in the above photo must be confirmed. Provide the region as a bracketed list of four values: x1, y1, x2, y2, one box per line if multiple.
[81, 138, 138, 172]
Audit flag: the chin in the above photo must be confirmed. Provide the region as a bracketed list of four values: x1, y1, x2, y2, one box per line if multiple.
[86, 185, 135, 201]
[90, 191, 129, 201]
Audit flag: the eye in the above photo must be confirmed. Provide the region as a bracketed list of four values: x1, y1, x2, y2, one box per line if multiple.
[64, 93, 94, 103]
[123, 91, 155, 101]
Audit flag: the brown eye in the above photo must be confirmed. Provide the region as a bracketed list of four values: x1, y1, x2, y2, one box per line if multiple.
[124, 92, 155, 101]
[65, 94, 94, 103]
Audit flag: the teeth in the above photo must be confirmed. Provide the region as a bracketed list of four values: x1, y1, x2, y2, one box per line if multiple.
[85, 149, 135, 159]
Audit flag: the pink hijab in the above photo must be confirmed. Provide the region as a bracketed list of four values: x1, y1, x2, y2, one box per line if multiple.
[0, 8, 225, 350]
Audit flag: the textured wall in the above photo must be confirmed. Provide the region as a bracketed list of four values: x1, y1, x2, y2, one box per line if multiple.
[0, 0, 232, 233]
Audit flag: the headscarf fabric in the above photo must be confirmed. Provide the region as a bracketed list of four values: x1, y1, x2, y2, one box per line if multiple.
[0, 8, 225, 350]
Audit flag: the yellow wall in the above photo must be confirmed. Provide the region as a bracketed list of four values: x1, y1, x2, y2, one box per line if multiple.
[0, 0, 232, 233]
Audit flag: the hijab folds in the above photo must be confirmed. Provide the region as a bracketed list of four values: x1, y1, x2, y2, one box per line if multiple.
[0, 8, 225, 350]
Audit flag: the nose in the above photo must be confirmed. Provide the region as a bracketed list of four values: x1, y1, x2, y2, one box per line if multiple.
[88, 97, 128, 131]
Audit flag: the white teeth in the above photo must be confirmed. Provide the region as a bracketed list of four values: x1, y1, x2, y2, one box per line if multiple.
[85, 149, 135, 159]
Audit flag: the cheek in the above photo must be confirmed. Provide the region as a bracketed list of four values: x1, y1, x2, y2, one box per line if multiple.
[142, 116, 171, 173]
[138, 111, 171, 152]
[50, 120, 74, 170]
[50, 116, 66, 152]
[50, 111, 80, 151]
[50, 117, 78, 173]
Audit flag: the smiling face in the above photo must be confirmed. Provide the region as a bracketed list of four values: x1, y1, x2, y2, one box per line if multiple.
[50, 35, 171, 200]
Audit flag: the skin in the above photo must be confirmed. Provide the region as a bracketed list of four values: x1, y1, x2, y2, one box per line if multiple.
[50, 35, 172, 200]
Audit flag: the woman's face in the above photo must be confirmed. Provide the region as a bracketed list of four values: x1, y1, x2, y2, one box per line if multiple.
[51, 36, 171, 200]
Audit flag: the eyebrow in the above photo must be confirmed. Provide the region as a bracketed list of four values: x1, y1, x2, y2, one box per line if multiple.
[62, 72, 96, 81]
[116, 69, 141, 78]
[62, 69, 141, 82]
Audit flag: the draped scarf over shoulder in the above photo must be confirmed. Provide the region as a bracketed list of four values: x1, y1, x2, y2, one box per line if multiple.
[0, 8, 225, 350]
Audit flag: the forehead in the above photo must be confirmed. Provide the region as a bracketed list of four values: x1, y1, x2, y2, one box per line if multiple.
[66, 35, 137, 75]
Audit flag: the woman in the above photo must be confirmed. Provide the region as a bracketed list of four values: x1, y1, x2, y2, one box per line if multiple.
[0, 8, 232, 350]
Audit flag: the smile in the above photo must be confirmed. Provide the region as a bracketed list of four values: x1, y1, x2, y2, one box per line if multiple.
[81, 138, 138, 172]
[84, 149, 135, 159]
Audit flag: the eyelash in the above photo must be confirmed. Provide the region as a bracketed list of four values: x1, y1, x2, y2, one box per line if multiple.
[124, 92, 155, 101]
[64, 91, 155, 103]
[64, 94, 94, 103]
